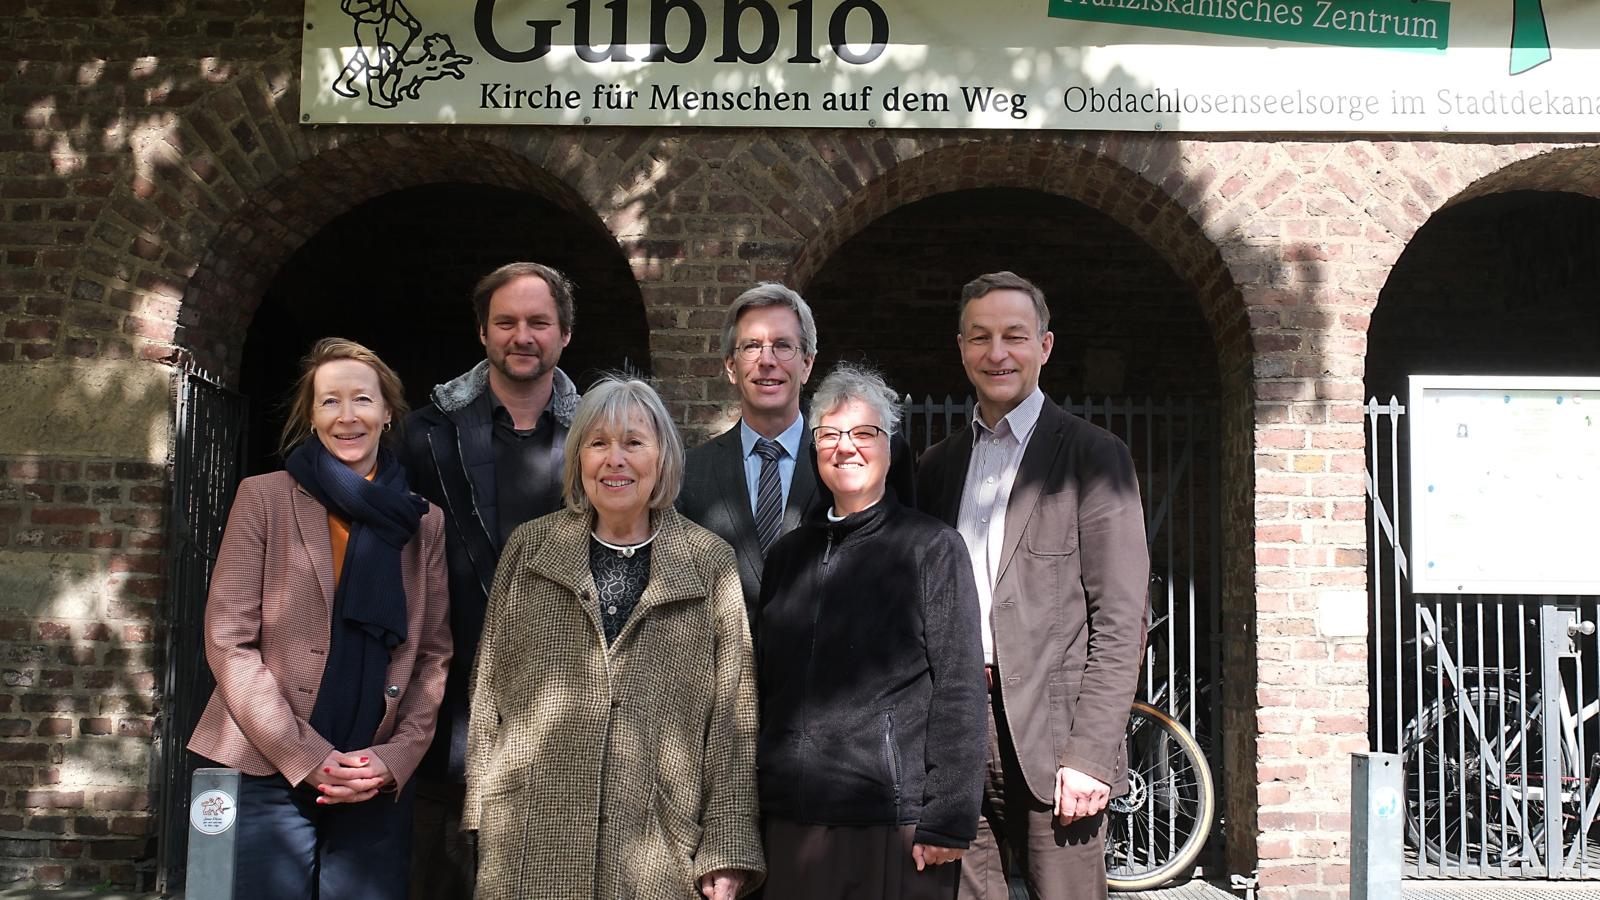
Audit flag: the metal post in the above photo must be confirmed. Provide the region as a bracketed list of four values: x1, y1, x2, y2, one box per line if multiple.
[186, 767, 240, 900]
[1539, 603, 1575, 875]
[1351, 752, 1403, 900]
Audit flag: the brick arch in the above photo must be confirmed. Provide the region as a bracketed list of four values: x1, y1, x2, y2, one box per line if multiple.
[776, 135, 1247, 364]
[74, 72, 681, 379]
[1368, 152, 1600, 400]
[1441, 144, 1600, 210]
[1282, 141, 1600, 306]
[181, 133, 638, 377]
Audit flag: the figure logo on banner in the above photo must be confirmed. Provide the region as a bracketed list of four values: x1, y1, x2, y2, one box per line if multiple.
[330, 0, 473, 108]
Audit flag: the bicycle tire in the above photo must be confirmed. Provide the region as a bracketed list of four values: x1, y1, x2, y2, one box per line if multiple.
[1401, 685, 1573, 869]
[1106, 701, 1216, 891]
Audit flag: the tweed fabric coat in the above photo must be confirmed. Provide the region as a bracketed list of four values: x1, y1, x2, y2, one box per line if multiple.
[188, 471, 452, 792]
[463, 506, 764, 900]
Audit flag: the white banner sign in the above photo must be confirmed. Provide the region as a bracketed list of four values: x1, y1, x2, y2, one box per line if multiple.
[301, 0, 1600, 133]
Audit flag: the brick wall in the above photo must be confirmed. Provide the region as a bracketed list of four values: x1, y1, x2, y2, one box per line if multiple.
[0, 456, 165, 887]
[8, 2, 1600, 891]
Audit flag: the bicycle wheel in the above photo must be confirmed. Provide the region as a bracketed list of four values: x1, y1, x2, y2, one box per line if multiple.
[1106, 701, 1216, 891]
[1402, 685, 1563, 869]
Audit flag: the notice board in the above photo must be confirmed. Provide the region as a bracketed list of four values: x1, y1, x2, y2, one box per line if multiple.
[1409, 375, 1600, 595]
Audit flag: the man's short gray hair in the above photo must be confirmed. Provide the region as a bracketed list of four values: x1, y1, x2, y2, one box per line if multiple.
[719, 283, 819, 359]
[807, 362, 903, 437]
[959, 271, 1050, 333]
[562, 375, 685, 513]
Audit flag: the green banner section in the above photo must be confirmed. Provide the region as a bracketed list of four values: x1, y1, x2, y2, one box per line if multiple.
[1046, 0, 1450, 51]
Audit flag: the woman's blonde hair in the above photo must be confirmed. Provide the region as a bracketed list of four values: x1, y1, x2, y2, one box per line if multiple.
[277, 337, 408, 458]
[562, 375, 684, 513]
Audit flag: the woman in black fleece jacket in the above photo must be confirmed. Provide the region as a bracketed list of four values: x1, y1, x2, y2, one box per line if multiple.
[756, 363, 986, 900]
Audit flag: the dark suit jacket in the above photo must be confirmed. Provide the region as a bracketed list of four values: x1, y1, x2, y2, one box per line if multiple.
[678, 419, 916, 617]
[916, 400, 1148, 802]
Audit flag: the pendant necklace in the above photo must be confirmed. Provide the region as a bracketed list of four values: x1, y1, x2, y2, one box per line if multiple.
[592, 529, 659, 558]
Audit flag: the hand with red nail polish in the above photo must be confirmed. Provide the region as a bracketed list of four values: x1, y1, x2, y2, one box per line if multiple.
[303, 748, 392, 804]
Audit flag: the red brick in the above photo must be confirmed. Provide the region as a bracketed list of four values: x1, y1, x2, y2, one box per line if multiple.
[34, 718, 70, 737]
[18, 791, 83, 810]
[28, 508, 99, 526]
[90, 791, 148, 811]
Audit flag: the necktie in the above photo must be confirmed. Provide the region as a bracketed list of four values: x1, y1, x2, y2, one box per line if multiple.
[753, 438, 785, 554]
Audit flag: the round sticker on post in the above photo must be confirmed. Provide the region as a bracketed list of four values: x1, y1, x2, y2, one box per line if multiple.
[190, 788, 237, 835]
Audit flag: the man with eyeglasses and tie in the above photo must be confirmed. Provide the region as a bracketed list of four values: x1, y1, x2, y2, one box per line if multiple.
[679, 282, 915, 628]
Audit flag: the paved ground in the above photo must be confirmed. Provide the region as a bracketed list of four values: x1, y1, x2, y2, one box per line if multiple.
[1403, 881, 1600, 898]
[0, 877, 1246, 899]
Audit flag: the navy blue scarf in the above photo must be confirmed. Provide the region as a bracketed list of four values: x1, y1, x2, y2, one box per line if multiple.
[286, 438, 427, 752]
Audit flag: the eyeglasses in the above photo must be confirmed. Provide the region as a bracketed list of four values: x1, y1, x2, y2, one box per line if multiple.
[812, 424, 886, 450]
[735, 340, 801, 361]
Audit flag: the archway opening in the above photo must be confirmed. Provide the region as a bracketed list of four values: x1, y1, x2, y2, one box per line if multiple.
[807, 184, 1229, 876]
[1366, 189, 1600, 879]
[1368, 190, 1600, 400]
[238, 182, 648, 474]
[805, 187, 1221, 400]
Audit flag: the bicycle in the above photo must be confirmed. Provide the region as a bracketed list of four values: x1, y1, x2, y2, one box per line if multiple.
[1105, 700, 1216, 890]
[1104, 581, 1218, 891]
[1400, 605, 1600, 873]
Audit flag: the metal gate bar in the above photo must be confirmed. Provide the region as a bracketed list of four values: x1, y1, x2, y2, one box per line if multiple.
[156, 367, 248, 892]
[1367, 397, 1600, 881]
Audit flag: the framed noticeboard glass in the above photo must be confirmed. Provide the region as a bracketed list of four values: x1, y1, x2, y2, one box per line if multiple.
[1408, 375, 1600, 596]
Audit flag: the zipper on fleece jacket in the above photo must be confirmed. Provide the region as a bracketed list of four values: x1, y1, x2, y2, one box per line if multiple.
[798, 526, 837, 821]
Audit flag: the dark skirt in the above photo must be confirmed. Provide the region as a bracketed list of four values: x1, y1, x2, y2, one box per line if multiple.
[764, 817, 960, 900]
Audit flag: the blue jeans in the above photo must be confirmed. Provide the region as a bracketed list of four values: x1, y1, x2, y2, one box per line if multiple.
[233, 772, 414, 900]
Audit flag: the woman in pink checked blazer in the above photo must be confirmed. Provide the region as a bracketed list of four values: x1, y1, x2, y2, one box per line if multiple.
[189, 338, 450, 900]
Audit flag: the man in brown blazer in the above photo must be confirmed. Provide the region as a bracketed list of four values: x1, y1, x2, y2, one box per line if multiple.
[916, 272, 1149, 900]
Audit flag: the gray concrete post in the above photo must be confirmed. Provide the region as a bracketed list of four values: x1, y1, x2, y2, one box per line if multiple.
[185, 767, 240, 900]
[1351, 752, 1403, 900]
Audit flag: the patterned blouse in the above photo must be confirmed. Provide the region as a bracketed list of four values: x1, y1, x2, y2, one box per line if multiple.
[587, 536, 652, 646]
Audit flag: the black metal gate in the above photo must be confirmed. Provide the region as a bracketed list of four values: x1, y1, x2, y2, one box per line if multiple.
[155, 367, 248, 892]
[1367, 396, 1600, 880]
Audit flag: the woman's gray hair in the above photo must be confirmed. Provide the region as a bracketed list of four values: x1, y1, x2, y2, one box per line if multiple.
[807, 362, 903, 437]
[562, 375, 685, 513]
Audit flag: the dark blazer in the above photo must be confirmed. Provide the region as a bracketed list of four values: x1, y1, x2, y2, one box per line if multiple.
[916, 400, 1149, 801]
[678, 419, 916, 616]
[188, 471, 452, 794]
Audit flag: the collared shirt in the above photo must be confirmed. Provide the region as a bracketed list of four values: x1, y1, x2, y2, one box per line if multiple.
[484, 389, 559, 547]
[740, 414, 805, 519]
[956, 388, 1047, 664]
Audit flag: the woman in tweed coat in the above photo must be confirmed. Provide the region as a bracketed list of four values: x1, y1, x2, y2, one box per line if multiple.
[464, 375, 764, 900]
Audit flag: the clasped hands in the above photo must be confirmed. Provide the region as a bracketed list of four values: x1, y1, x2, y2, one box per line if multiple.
[304, 748, 392, 804]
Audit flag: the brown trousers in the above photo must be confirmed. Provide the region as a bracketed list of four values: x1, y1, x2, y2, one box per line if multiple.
[765, 818, 960, 900]
[956, 685, 1108, 900]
